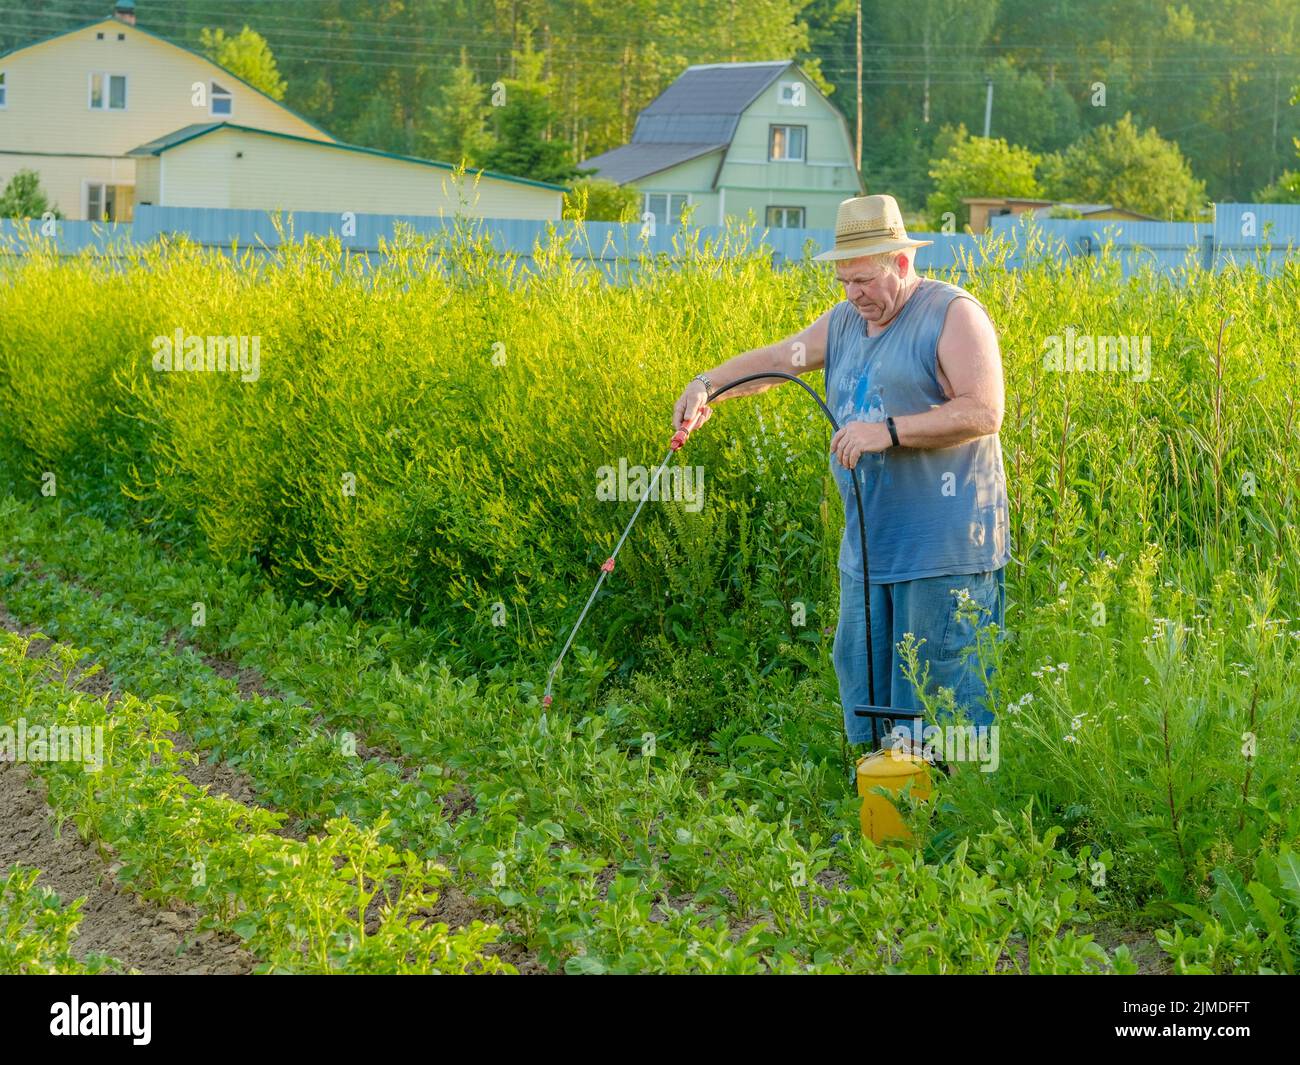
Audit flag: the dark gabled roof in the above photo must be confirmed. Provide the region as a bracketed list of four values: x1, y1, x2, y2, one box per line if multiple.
[0, 17, 337, 142]
[577, 141, 727, 185]
[631, 61, 793, 145]
[127, 122, 570, 192]
[578, 61, 798, 182]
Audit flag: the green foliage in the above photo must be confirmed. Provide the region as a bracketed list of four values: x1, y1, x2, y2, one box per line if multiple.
[0, 630, 510, 974]
[2, 220, 1299, 973]
[1159, 845, 1300, 974]
[983, 58, 1081, 155]
[199, 25, 287, 101]
[1039, 114, 1209, 220]
[422, 47, 497, 168]
[1254, 170, 1300, 203]
[480, 37, 584, 185]
[0, 865, 117, 974]
[0, 501, 1142, 973]
[563, 178, 640, 222]
[926, 125, 1043, 230]
[0, 169, 61, 220]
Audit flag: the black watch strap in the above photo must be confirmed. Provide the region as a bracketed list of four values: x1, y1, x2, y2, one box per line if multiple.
[886, 415, 900, 448]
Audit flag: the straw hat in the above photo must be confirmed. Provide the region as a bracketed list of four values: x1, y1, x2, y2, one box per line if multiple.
[813, 194, 933, 261]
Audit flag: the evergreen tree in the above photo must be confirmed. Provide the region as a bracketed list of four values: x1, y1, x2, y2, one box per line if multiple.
[480, 39, 586, 184]
[423, 48, 497, 167]
[0, 170, 61, 219]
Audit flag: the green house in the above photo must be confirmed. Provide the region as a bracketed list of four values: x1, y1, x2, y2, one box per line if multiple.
[579, 60, 863, 230]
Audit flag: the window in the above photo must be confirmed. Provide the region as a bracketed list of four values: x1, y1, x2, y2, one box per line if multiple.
[210, 81, 233, 116]
[777, 81, 805, 106]
[766, 206, 805, 229]
[85, 182, 134, 222]
[769, 125, 806, 161]
[643, 192, 689, 228]
[89, 72, 127, 110]
[0, 71, 6, 109]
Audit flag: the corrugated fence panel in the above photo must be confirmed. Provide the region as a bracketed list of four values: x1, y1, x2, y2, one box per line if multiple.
[0, 218, 131, 255]
[988, 215, 1215, 276]
[5, 205, 1299, 279]
[1213, 203, 1300, 274]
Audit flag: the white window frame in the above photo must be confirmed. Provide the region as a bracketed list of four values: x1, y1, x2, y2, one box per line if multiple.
[88, 71, 128, 111]
[765, 206, 805, 229]
[777, 81, 805, 106]
[0, 71, 7, 109]
[769, 124, 806, 162]
[643, 191, 690, 228]
[83, 179, 135, 222]
[210, 80, 233, 117]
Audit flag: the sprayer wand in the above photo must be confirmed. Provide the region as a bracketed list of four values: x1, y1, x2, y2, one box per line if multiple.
[540, 372, 875, 712]
[541, 407, 710, 707]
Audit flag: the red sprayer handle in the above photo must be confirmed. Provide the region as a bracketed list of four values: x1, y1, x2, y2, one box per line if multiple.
[670, 405, 711, 451]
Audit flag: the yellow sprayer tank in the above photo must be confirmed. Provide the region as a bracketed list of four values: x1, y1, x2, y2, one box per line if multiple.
[856, 748, 932, 843]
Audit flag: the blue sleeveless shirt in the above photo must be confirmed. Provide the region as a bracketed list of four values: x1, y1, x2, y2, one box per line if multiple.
[824, 277, 1011, 584]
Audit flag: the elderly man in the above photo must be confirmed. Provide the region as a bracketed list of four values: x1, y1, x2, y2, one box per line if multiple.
[672, 194, 1010, 752]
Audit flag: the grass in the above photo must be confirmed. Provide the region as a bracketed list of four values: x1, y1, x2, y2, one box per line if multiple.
[0, 216, 1297, 972]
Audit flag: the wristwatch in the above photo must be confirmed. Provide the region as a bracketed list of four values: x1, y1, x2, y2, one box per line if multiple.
[692, 372, 712, 394]
[885, 415, 900, 448]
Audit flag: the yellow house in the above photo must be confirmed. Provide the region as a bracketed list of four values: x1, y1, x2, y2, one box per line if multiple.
[0, 2, 566, 222]
[127, 122, 565, 220]
[0, 2, 333, 220]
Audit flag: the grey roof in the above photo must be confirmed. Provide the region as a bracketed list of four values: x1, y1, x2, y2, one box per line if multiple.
[579, 61, 794, 183]
[633, 61, 792, 144]
[578, 141, 727, 185]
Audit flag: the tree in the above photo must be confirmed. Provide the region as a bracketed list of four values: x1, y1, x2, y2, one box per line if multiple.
[925, 125, 1043, 230]
[563, 178, 639, 222]
[0, 169, 61, 219]
[422, 48, 496, 168]
[1254, 82, 1300, 202]
[480, 37, 585, 185]
[200, 26, 287, 101]
[981, 58, 1081, 155]
[1039, 114, 1208, 220]
[1255, 171, 1300, 203]
[881, 0, 998, 128]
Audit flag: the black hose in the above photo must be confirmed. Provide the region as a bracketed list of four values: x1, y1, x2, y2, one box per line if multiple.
[699, 372, 876, 707]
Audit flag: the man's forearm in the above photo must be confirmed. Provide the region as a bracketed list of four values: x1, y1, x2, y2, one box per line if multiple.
[698, 343, 791, 400]
[893, 396, 1001, 449]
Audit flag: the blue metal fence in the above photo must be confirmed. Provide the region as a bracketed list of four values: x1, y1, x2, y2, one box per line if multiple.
[2, 203, 1296, 279]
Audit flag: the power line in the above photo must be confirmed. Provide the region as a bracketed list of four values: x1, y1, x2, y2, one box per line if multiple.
[2, 5, 1296, 73]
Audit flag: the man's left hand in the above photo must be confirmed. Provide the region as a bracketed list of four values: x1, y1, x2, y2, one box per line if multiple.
[830, 419, 892, 470]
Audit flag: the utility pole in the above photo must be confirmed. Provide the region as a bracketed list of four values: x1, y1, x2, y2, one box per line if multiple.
[1271, 60, 1280, 184]
[983, 76, 993, 138]
[856, 0, 863, 173]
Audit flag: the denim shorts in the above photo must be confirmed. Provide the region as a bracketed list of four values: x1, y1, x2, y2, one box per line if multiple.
[832, 567, 1005, 746]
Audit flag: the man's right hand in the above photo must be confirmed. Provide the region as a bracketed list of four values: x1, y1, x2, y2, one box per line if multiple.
[673, 380, 714, 432]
